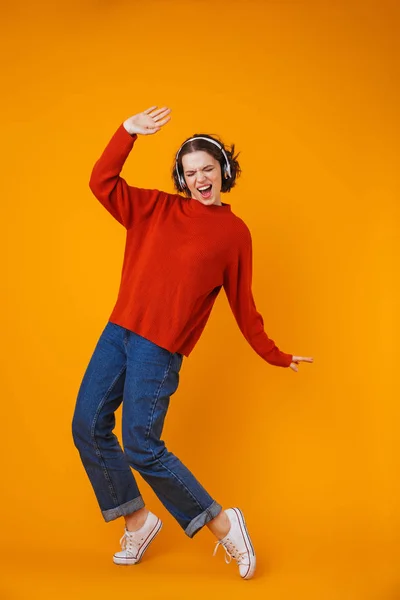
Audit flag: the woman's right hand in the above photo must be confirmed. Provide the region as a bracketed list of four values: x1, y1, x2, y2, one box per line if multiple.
[123, 106, 171, 136]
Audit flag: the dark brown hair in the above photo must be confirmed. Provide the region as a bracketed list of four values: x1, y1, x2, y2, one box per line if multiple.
[172, 134, 241, 198]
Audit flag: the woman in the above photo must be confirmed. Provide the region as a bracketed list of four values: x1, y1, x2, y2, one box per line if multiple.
[72, 105, 313, 580]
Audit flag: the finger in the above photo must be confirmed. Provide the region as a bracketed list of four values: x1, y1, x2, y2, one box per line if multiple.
[149, 106, 171, 118]
[153, 110, 172, 123]
[143, 106, 158, 114]
[293, 356, 314, 363]
[154, 115, 171, 127]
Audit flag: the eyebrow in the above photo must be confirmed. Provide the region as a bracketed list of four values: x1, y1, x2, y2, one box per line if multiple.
[184, 164, 214, 173]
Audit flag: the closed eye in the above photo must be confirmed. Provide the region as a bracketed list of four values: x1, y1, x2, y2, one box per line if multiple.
[185, 166, 215, 176]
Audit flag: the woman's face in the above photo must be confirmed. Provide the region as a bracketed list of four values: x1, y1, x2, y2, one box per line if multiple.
[181, 151, 222, 206]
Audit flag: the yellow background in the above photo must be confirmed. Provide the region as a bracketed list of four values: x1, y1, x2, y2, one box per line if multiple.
[2, 0, 399, 598]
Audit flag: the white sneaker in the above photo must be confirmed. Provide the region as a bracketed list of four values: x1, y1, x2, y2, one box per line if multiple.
[113, 511, 162, 565]
[213, 507, 256, 579]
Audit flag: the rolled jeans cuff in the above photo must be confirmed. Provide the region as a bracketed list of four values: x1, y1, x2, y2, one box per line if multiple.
[184, 500, 223, 538]
[101, 495, 145, 522]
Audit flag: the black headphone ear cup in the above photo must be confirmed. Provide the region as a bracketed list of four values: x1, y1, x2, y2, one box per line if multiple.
[179, 172, 186, 189]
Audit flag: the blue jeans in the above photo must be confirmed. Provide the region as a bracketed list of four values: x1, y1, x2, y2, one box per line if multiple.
[72, 321, 222, 538]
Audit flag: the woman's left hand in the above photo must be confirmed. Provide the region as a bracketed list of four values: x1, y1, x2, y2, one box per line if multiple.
[289, 356, 314, 372]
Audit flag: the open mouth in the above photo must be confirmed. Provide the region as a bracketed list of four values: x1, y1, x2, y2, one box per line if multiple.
[198, 185, 212, 199]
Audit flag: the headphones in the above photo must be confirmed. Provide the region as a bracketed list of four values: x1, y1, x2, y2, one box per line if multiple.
[175, 136, 232, 190]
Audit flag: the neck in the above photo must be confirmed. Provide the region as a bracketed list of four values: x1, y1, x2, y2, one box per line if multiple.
[190, 195, 222, 207]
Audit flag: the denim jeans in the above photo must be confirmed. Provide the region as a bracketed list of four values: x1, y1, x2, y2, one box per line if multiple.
[72, 321, 222, 538]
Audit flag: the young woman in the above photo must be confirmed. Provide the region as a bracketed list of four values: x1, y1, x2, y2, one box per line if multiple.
[72, 106, 313, 580]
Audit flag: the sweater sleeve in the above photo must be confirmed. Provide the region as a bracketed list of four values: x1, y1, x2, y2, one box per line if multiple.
[89, 123, 162, 229]
[223, 223, 293, 368]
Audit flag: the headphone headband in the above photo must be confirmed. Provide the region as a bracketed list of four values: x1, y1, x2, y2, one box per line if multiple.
[175, 136, 225, 158]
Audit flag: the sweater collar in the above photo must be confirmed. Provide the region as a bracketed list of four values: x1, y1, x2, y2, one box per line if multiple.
[186, 197, 231, 215]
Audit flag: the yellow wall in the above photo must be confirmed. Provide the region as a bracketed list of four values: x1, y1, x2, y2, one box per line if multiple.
[2, 1, 398, 598]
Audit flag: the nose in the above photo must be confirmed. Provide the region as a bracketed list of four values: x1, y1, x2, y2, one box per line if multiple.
[196, 173, 207, 184]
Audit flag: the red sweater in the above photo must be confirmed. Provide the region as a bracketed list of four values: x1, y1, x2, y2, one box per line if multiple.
[88, 123, 293, 368]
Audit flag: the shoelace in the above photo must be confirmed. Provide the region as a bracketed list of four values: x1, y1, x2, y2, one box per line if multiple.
[119, 529, 145, 557]
[213, 537, 248, 565]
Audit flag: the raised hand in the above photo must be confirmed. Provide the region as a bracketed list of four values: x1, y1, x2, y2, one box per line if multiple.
[289, 356, 314, 373]
[123, 106, 172, 136]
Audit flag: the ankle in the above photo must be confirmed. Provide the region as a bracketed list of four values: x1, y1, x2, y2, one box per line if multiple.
[207, 509, 231, 540]
[125, 507, 149, 532]
[216, 522, 231, 540]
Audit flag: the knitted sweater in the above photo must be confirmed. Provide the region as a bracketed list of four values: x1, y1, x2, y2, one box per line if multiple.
[88, 123, 293, 367]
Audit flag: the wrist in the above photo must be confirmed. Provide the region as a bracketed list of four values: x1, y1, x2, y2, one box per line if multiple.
[122, 121, 137, 136]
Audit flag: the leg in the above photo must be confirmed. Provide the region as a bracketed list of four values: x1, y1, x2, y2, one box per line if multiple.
[121, 331, 223, 538]
[72, 321, 145, 521]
